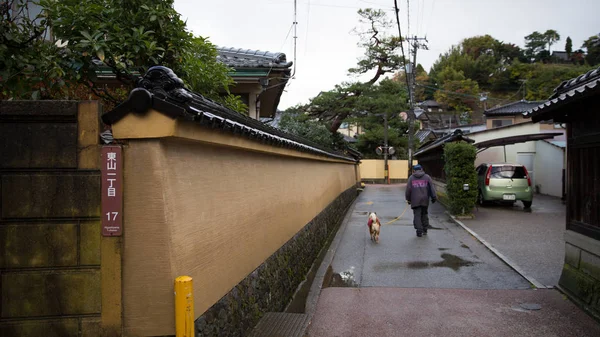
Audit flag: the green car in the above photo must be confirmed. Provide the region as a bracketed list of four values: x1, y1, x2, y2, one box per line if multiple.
[476, 163, 533, 208]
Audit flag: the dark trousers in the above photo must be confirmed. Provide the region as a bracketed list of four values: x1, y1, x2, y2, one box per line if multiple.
[413, 206, 430, 233]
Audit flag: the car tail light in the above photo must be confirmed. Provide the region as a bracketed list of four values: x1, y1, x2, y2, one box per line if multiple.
[524, 166, 531, 186]
[485, 166, 492, 186]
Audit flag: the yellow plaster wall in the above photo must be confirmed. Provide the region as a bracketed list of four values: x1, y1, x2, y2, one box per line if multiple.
[120, 132, 357, 335]
[359, 160, 416, 179]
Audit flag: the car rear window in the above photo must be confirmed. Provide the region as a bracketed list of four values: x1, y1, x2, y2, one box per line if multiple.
[490, 165, 527, 179]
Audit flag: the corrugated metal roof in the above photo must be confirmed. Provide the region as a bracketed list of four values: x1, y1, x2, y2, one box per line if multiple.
[526, 66, 600, 121]
[415, 129, 435, 143]
[102, 66, 355, 162]
[484, 100, 546, 116]
[474, 133, 563, 149]
[216, 46, 293, 69]
[546, 140, 566, 148]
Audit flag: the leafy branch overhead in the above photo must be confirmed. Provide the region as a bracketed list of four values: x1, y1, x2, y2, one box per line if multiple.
[0, 0, 246, 112]
[303, 8, 408, 134]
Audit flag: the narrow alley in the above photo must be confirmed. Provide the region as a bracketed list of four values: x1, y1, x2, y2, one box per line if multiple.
[306, 184, 600, 337]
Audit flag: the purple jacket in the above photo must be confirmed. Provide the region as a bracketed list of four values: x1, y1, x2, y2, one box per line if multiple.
[405, 170, 436, 208]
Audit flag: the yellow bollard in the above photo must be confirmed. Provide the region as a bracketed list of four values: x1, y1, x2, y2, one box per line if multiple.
[175, 276, 195, 337]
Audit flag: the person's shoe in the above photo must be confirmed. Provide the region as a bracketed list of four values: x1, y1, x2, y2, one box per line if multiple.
[416, 231, 423, 237]
[423, 230, 428, 235]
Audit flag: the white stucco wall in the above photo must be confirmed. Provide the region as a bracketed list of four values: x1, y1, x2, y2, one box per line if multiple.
[534, 140, 565, 197]
[469, 122, 566, 194]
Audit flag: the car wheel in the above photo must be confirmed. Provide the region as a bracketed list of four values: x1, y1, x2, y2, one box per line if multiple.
[477, 191, 487, 206]
[523, 201, 532, 209]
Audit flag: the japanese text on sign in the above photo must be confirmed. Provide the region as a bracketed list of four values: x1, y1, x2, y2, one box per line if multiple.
[101, 146, 123, 236]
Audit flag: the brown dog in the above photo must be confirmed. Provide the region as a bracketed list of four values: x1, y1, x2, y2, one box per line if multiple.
[367, 212, 381, 243]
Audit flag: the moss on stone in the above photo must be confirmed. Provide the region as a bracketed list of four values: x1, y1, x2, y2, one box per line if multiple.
[195, 187, 356, 337]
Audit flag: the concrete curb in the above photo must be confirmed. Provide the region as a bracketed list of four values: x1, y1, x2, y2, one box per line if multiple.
[445, 211, 551, 289]
[300, 193, 361, 334]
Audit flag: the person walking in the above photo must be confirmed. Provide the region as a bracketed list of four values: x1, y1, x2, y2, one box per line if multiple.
[405, 164, 437, 237]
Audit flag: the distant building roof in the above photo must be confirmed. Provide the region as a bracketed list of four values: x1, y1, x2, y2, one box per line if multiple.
[418, 100, 442, 108]
[260, 109, 284, 128]
[415, 129, 436, 143]
[216, 47, 293, 69]
[526, 66, 600, 122]
[431, 124, 487, 138]
[484, 100, 546, 117]
[342, 134, 358, 143]
[414, 129, 475, 157]
[551, 51, 570, 61]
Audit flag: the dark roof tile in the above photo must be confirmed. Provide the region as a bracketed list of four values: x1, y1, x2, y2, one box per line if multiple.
[414, 129, 475, 157]
[216, 47, 293, 69]
[484, 100, 546, 116]
[102, 66, 354, 162]
[526, 65, 600, 121]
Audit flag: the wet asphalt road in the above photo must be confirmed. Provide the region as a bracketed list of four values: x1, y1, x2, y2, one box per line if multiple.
[328, 184, 531, 289]
[307, 184, 600, 337]
[461, 194, 566, 287]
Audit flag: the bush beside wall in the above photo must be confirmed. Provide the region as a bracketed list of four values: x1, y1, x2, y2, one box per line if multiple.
[443, 142, 478, 215]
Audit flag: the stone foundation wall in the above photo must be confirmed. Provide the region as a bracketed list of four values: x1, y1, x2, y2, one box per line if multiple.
[195, 186, 356, 337]
[0, 101, 103, 336]
[560, 230, 600, 320]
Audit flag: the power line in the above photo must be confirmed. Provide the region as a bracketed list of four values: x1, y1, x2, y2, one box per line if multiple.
[304, 0, 311, 57]
[269, 1, 392, 10]
[406, 0, 410, 41]
[419, 0, 425, 36]
[415, 83, 519, 103]
[424, 0, 436, 37]
[393, 0, 412, 101]
[279, 24, 294, 51]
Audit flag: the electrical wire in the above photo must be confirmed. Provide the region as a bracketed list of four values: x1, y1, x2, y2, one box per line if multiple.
[415, 83, 518, 102]
[424, 0, 436, 37]
[393, 0, 412, 103]
[269, 1, 390, 10]
[419, 0, 425, 37]
[279, 24, 295, 51]
[304, 0, 311, 57]
[407, 0, 411, 39]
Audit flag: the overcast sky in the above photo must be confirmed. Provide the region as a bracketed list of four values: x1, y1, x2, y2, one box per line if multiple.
[175, 0, 599, 110]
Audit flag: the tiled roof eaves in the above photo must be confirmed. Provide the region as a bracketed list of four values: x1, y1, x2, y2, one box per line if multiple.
[525, 66, 600, 121]
[526, 78, 600, 121]
[102, 67, 355, 163]
[216, 47, 293, 69]
[553, 66, 600, 95]
[484, 100, 546, 116]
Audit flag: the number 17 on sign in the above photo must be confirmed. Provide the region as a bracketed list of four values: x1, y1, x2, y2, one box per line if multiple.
[101, 146, 123, 236]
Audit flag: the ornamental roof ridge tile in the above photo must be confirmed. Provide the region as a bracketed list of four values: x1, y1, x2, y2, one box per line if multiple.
[102, 66, 355, 161]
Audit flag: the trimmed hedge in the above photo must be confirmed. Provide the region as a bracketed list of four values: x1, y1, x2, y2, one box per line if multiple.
[444, 142, 478, 215]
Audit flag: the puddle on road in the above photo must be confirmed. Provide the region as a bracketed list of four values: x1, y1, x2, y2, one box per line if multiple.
[436, 253, 476, 271]
[461, 244, 470, 249]
[373, 253, 477, 272]
[323, 266, 358, 288]
[438, 248, 450, 251]
[355, 211, 368, 215]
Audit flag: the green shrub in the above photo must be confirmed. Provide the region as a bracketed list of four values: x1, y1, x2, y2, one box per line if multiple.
[444, 142, 478, 215]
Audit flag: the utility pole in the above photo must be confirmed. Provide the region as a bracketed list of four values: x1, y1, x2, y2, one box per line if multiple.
[384, 112, 389, 184]
[406, 36, 428, 172]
